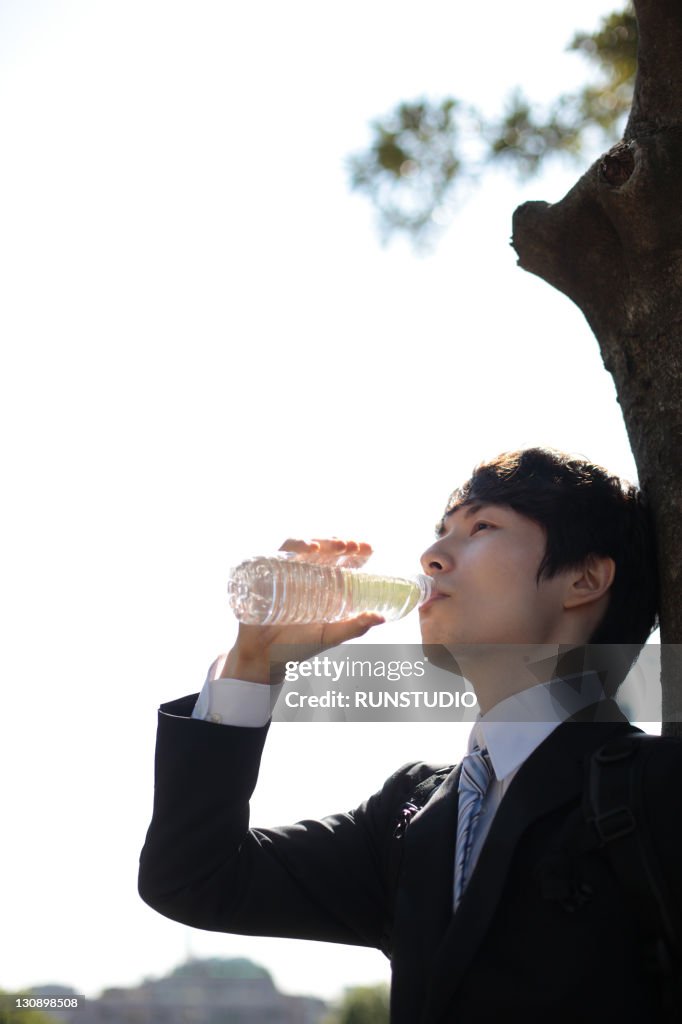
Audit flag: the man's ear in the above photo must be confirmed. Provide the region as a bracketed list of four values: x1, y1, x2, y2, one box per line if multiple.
[563, 554, 615, 609]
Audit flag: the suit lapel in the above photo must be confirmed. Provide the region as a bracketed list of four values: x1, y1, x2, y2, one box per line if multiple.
[397, 764, 460, 951]
[389, 762, 461, 1018]
[419, 705, 637, 1023]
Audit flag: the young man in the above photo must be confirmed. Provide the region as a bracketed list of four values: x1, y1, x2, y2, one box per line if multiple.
[139, 448, 679, 1023]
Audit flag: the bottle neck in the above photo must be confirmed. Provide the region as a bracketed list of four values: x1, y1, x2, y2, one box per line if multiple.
[414, 573, 434, 605]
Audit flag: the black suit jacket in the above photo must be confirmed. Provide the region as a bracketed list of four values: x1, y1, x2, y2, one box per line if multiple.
[138, 695, 682, 1023]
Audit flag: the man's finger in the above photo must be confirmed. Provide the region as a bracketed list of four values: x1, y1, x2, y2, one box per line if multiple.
[337, 541, 373, 569]
[310, 538, 373, 566]
[278, 538, 322, 559]
[321, 613, 384, 646]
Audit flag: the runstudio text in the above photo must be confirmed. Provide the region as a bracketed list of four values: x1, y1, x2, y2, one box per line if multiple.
[284, 690, 479, 709]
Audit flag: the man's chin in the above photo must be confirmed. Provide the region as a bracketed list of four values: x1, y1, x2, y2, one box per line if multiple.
[419, 640, 526, 662]
[419, 623, 476, 650]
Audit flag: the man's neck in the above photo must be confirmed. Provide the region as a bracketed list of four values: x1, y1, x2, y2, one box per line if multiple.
[446, 644, 582, 716]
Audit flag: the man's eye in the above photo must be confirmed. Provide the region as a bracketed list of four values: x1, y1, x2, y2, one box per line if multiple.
[472, 522, 492, 533]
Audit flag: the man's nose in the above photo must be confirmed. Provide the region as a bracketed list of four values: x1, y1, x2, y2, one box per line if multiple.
[420, 543, 453, 575]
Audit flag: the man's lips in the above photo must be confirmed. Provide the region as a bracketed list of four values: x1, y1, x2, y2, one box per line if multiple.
[419, 590, 449, 612]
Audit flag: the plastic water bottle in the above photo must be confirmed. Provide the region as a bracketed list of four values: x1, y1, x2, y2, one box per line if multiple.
[227, 554, 434, 625]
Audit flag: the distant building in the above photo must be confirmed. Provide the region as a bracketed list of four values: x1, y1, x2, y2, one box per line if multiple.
[27, 959, 327, 1024]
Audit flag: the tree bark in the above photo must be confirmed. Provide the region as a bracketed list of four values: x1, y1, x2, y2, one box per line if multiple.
[511, 0, 682, 736]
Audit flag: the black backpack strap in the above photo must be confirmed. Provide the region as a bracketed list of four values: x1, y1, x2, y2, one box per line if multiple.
[584, 733, 682, 1013]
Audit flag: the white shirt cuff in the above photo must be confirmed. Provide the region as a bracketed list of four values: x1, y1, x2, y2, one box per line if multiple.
[191, 656, 284, 727]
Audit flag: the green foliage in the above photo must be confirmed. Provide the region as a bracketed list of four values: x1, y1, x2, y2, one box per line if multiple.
[348, 98, 466, 246]
[0, 992, 54, 1024]
[569, 9, 637, 130]
[323, 983, 390, 1024]
[570, 8, 637, 84]
[486, 90, 584, 175]
[348, 5, 637, 246]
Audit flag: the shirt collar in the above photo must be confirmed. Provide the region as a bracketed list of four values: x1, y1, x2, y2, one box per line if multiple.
[468, 672, 606, 782]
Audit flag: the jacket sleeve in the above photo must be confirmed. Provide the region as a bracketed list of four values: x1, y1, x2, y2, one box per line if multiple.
[138, 694, 435, 953]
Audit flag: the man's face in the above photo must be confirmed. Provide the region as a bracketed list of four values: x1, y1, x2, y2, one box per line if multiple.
[419, 502, 573, 648]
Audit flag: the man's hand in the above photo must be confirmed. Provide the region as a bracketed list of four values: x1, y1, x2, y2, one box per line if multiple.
[219, 538, 384, 684]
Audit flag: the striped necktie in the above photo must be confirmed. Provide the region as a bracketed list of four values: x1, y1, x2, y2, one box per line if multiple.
[453, 745, 494, 910]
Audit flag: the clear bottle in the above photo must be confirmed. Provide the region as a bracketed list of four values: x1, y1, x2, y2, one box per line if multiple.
[227, 554, 433, 625]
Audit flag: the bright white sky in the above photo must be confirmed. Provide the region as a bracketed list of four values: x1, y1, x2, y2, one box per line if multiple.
[0, 0, 653, 1007]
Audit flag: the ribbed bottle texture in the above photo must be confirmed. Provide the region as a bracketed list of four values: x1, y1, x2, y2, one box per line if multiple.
[227, 555, 433, 625]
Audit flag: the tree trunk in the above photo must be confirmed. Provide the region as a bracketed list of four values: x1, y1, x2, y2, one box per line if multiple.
[511, 0, 682, 737]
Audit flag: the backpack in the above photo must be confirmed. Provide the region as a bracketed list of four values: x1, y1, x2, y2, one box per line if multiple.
[389, 733, 682, 1015]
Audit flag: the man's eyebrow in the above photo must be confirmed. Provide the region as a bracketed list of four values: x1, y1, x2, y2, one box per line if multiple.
[436, 501, 486, 536]
[449, 502, 487, 520]
[461, 503, 486, 519]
